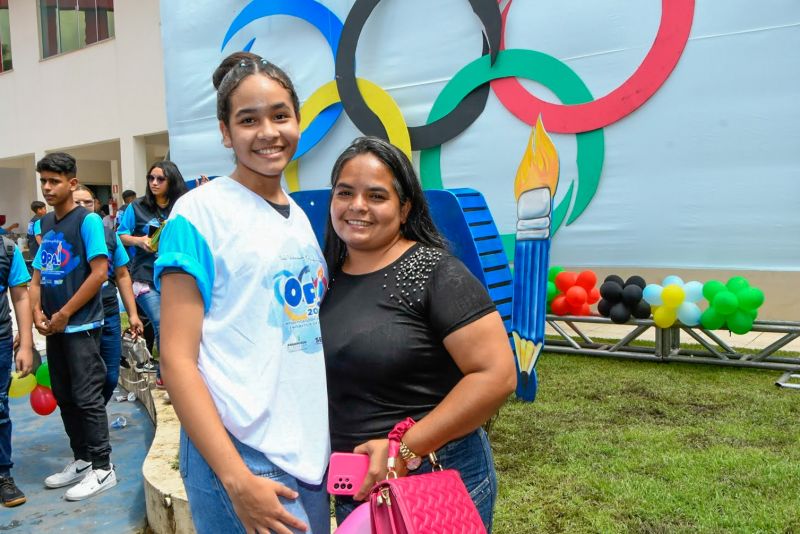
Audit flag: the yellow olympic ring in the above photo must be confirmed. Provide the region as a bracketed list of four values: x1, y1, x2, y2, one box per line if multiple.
[285, 78, 412, 192]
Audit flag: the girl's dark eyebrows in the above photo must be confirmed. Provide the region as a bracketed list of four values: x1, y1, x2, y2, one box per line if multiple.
[234, 102, 291, 117]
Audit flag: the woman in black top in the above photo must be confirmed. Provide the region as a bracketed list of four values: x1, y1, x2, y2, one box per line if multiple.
[320, 137, 516, 531]
[117, 161, 187, 382]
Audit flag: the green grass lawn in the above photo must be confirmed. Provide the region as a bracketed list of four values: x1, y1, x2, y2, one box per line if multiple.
[492, 354, 800, 533]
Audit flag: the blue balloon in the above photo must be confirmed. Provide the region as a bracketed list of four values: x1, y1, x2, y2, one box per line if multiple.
[642, 284, 663, 306]
[677, 302, 702, 326]
[683, 281, 703, 303]
[662, 275, 685, 287]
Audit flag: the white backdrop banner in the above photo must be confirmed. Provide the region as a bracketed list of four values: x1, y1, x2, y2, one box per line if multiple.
[160, 0, 800, 271]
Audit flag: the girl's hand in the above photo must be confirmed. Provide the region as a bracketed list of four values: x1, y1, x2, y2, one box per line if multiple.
[139, 236, 153, 252]
[352, 439, 408, 501]
[225, 472, 308, 534]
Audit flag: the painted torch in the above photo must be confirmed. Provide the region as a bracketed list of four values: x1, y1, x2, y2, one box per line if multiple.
[512, 115, 559, 401]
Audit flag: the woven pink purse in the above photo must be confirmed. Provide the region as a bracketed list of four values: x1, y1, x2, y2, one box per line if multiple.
[369, 419, 486, 534]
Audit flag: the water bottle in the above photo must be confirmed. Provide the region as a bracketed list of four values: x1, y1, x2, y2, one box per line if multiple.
[110, 416, 127, 429]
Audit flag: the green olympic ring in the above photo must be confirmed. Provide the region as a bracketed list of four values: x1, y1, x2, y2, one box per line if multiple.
[420, 49, 605, 235]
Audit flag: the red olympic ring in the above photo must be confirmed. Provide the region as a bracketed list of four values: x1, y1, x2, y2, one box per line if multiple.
[491, 0, 694, 133]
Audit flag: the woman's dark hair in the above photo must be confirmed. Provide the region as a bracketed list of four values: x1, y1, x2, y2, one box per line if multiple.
[324, 136, 446, 271]
[143, 161, 189, 212]
[213, 51, 300, 126]
[36, 152, 77, 178]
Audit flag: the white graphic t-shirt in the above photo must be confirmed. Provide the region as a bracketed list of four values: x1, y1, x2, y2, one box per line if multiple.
[154, 176, 329, 484]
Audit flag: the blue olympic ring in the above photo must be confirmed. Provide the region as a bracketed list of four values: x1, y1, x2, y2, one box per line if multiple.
[221, 0, 344, 159]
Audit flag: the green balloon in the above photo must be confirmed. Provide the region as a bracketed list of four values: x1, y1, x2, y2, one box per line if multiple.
[727, 310, 754, 335]
[712, 291, 739, 316]
[547, 281, 558, 302]
[700, 307, 726, 330]
[548, 266, 564, 282]
[737, 287, 764, 311]
[744, 308, 758, 321]
[702, 280, 726, 302]
[35, 361, 51, 389]
[726, 276, 749, 294]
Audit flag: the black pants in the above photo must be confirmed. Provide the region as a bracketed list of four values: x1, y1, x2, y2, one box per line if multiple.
[46, 329, 111, 470]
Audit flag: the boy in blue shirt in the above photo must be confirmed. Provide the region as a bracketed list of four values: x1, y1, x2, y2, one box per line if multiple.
[0, 236, 34, 507]
[29, 153, 116, 501]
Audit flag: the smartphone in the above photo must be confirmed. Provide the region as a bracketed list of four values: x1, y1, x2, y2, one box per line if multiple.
[327, 452, 370, 496]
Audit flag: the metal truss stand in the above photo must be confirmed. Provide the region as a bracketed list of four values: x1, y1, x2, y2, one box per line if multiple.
[544, 315, 800, 373]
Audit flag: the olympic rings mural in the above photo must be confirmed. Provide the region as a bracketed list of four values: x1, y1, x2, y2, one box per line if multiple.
[221, 0, 694, 235]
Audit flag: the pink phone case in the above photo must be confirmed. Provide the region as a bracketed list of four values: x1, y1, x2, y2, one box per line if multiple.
[327, 452, 370, 496]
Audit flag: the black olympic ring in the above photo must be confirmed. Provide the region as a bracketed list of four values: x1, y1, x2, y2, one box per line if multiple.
[335, 0, 501, 150]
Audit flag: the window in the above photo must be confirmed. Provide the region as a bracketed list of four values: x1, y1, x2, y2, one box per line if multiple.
[39, 0, 115, 59]
[0, 0, 12, 72]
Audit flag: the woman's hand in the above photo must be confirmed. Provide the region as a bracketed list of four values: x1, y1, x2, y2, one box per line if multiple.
[352, 439, 408, 501]
[127, 314, 145, 338]
[224, 472, 308, 534]
[138, 236, 153, 252]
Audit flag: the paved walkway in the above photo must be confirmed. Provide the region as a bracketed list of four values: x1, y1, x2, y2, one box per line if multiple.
[2, 384, 154, 532]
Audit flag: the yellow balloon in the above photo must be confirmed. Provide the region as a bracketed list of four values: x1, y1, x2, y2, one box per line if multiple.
[653, 306, 677, 328]
[661, 284, 685, 309]
[9, 372, 37, 398]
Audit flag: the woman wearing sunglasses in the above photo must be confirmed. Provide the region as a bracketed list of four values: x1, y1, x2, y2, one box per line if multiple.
[117, 161, 188, 385]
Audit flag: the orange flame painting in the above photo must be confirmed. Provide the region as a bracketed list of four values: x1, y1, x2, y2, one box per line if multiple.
[513, 115, 559, 200]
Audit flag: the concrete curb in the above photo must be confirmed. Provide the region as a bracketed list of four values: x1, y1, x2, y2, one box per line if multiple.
[119, 367, 195, 534]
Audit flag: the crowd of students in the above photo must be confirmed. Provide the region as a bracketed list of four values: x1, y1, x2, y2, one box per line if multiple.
[0, 49, 517, 533]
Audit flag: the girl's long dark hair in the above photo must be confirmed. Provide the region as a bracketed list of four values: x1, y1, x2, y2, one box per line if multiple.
[143, 161, 189, 213]
[324, 136, 446, 272]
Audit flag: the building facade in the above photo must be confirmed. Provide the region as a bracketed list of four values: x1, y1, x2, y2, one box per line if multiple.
[0, 0, 167, 230]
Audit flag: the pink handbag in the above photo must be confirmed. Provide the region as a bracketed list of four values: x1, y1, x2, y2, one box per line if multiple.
[369, 419, 486, 534]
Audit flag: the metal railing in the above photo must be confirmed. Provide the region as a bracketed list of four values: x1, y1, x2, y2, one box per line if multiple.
[544, 315, 800, 372]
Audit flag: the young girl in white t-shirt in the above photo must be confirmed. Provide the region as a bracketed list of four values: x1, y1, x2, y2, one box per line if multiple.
[155, 52, 329, 534]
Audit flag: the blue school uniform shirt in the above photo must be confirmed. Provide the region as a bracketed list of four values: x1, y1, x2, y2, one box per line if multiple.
[101, 228, 130, 315]
[33, 207, 108, 333]
[28, 216, 43, 258]
[0, 243, 32, 339]
[117, 197, 171, 284]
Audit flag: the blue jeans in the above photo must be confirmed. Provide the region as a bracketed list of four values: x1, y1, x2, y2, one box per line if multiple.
[100, 308, 122, 403]
[135, 286, 161, 378]
[0, 337, 13, 476]
[334, 428, 498, 532]
[180, 429, 330, 534]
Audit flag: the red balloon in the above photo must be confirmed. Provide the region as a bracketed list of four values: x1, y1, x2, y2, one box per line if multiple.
[580, 303, 592, 316]
[576, 270, 597, 290]
[566, 286, 588, 307]
[555, 271, 578, 292]
[588, 287, 601, 304]
[30, 385, 57, 416]
[568, 300, 584, 315]
[551, 295, 571, 316]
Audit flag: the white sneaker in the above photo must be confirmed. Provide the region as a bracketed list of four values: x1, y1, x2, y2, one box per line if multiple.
[44, 459, 92, 489]
[64, 465, 117, 501]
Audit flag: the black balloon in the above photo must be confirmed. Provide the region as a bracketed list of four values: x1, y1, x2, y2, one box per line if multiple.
[609, 302, 631, 324]
[597, 299, 612, 317]
[622, 284, 643, 306]
[600, 281, 623, 302]
[626, 275, 646, 289]
[632, 299, 652, 319]
[605, 274, 625, 286]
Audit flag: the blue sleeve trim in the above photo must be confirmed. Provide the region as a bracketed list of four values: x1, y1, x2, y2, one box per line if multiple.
[34, 219, 42, 235]
[9, 247, 32, 287]
[154, 215, 214, 313]
[82, 213, 109, 261]
[113, 235, 130, 268]
[32, 236, 44, 270]
[117, 205, 135, 236]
